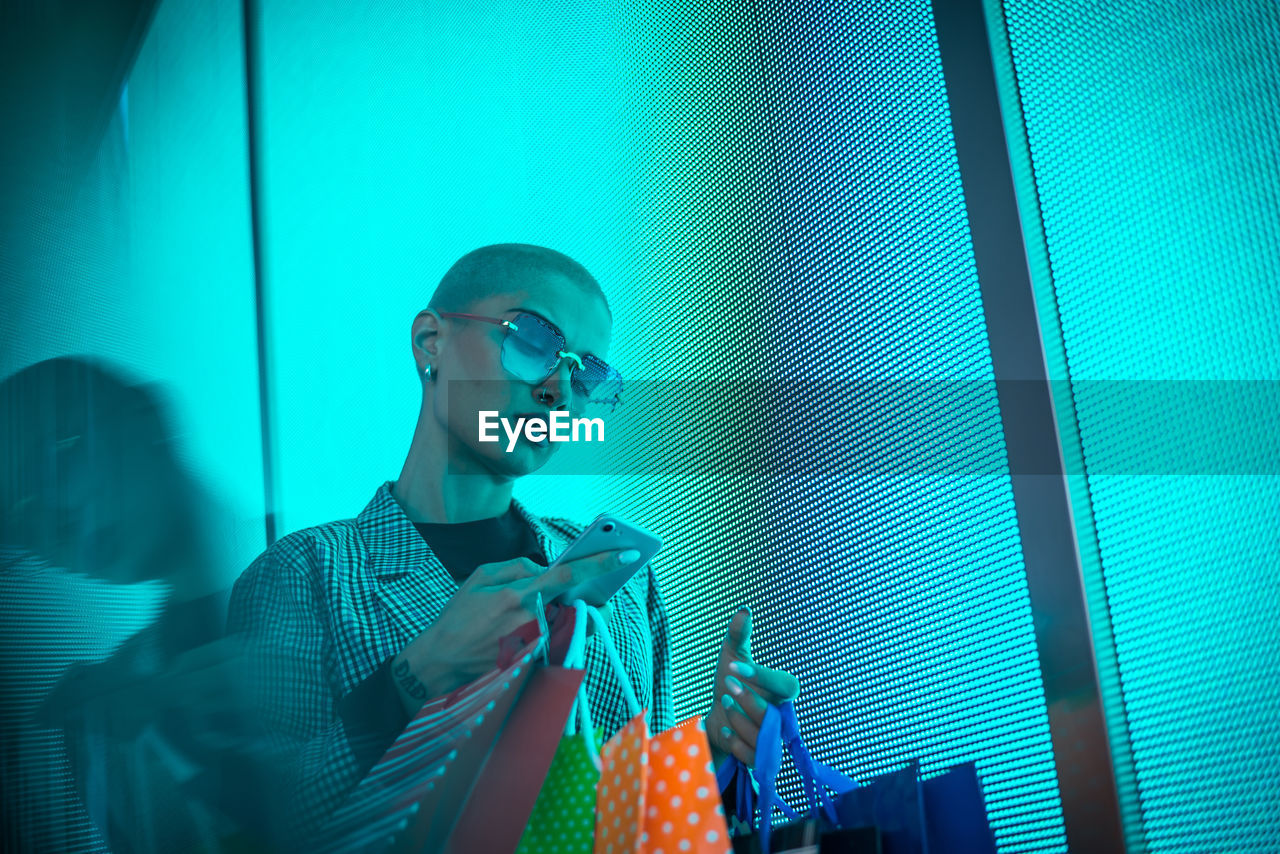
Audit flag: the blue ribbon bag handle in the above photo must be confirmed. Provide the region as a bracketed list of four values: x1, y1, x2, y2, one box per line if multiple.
[716, 748, 758, 836]
[722, 701, 858, 854]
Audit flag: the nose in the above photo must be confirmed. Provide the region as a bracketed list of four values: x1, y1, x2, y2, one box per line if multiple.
[533, 358, 575, 410]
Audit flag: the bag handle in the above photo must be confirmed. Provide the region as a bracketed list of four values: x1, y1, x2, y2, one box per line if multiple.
[560, 598, 646, 772]
[583, 601, 642, 719]
[562, 597, 590, 673]
[717, 751, 758, 836]
[740, 701, 859, 854]
[558, 600, 607, 774]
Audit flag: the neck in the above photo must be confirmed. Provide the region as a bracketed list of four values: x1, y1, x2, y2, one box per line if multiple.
[391, 409, 515, 523]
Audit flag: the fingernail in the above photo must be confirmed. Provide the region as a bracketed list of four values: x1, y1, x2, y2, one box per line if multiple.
[617, 549, 641, 565]
[725, 675, 744, 696]
[721, 726, 733, 741]
[730, 661, 755, 679]
[720, 693, 734, 709]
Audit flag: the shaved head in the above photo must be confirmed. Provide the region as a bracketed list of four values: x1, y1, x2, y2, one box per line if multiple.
[413, 243, 614, 479]
[428, 243, 610, 316]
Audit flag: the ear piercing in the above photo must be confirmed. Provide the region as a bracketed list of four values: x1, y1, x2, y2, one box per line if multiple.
[423, 364, 434, 381]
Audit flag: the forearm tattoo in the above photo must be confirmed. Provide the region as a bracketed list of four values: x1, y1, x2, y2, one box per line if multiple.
[392, 659, 427, 700]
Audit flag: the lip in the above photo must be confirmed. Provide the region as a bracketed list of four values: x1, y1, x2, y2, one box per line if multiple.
[510, 412, 554, 447]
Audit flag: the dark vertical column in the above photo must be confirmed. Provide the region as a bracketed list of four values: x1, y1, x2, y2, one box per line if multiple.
[241, 0, 277, 545]
[929, 0, 1129, 850]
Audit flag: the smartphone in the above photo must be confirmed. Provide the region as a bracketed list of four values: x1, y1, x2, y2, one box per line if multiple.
[548, 514, 663, 605]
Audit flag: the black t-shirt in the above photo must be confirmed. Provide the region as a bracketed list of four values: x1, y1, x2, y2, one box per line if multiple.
[412, 503, 547, 585]
[340, 502, 547, 776]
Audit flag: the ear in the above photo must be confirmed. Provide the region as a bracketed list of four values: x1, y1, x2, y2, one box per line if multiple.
[411, 308, 444, 371]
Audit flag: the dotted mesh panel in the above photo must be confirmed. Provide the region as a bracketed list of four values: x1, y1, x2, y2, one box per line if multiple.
[735, 4, 1066, 851]
[0, 555, 168, 853]
[511, 9, 1071, 848]
[256, 0, 1069, 849]
[1001, 1, 1280, 850]
[513, 0, 785, 732]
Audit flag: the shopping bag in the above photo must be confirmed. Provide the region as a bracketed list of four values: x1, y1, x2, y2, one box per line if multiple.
[918, 763, 996, 854]
[722, 702, 859, 854]
[515, 726, 606, 854]
[594, 712, 651, 853]
[722, 769, 878, 854]
[719, 703, 995, 854]
[512, 598, 607, 854]
[320, 630, 542, 853]
[836, 760, 996, 854]
[406, 601, 588, 854]
[583, 602, 733, 854]
[833, 761, 927, 854]
[599, 712, 734, 853]
[439, 663, 587, 852]
[731, 819, 881, 854]
[642, 715, 732, 853]
[322, 599, 579, 853]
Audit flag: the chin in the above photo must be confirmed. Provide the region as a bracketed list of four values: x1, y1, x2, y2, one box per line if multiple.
[470, 440, 553, 479]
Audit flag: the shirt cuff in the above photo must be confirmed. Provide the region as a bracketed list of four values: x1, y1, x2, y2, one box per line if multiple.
[339, 656, 412, 778]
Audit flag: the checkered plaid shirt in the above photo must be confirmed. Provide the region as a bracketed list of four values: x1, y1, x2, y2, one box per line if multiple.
[226, 482, 674, 837]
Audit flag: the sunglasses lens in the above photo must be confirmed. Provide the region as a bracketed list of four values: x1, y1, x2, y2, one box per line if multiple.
[501, 315, 562, 382]
[573, 355, 624, 408]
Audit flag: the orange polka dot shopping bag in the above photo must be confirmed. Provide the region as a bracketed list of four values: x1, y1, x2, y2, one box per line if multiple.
[595, 713, 732, 854]
[585, 604, 733, 854]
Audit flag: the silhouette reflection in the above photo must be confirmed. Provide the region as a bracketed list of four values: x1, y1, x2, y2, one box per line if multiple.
[0, 356, 281, 854]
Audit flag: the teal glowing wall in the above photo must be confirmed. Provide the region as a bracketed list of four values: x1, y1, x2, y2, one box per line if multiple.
[990, 0, 1280, 849]
[252, 2, 1066, 850]
[4, 0, 1277, 850]
[1, 0, 267, 579]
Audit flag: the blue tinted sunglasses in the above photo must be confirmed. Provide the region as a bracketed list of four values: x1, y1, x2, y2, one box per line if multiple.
[439, 310, 623, 410]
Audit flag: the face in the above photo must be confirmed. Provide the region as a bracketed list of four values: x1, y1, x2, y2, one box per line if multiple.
[418, 272, 613, 479]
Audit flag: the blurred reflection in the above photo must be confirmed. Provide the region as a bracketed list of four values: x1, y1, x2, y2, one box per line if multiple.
[0, 356, 279, 853]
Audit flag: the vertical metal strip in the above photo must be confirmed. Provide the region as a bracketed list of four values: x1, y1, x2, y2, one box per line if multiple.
[241, 0, 277, 545]
[929, 0, 1129, 849]
[976, 2, 1149, 850]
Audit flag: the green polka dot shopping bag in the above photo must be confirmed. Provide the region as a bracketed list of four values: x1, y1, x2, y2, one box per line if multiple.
[516, 600, 609, 854]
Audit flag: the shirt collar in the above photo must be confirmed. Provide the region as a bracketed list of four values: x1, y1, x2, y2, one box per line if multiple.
[357, 481, 561, 581]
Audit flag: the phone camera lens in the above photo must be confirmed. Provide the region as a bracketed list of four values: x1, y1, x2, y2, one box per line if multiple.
[603, 523, 615, 533]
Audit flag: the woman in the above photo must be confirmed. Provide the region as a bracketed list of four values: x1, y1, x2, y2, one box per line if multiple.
[227, 244, 799, 842]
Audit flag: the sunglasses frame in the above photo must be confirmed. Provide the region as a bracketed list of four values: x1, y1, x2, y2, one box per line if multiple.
[435, 310, 623, 409]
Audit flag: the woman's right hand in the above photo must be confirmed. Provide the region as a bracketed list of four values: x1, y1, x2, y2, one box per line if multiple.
[389, 550, 636, 713]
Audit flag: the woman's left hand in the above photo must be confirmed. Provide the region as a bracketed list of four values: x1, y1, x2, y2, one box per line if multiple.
[704, 607, 800, 769]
